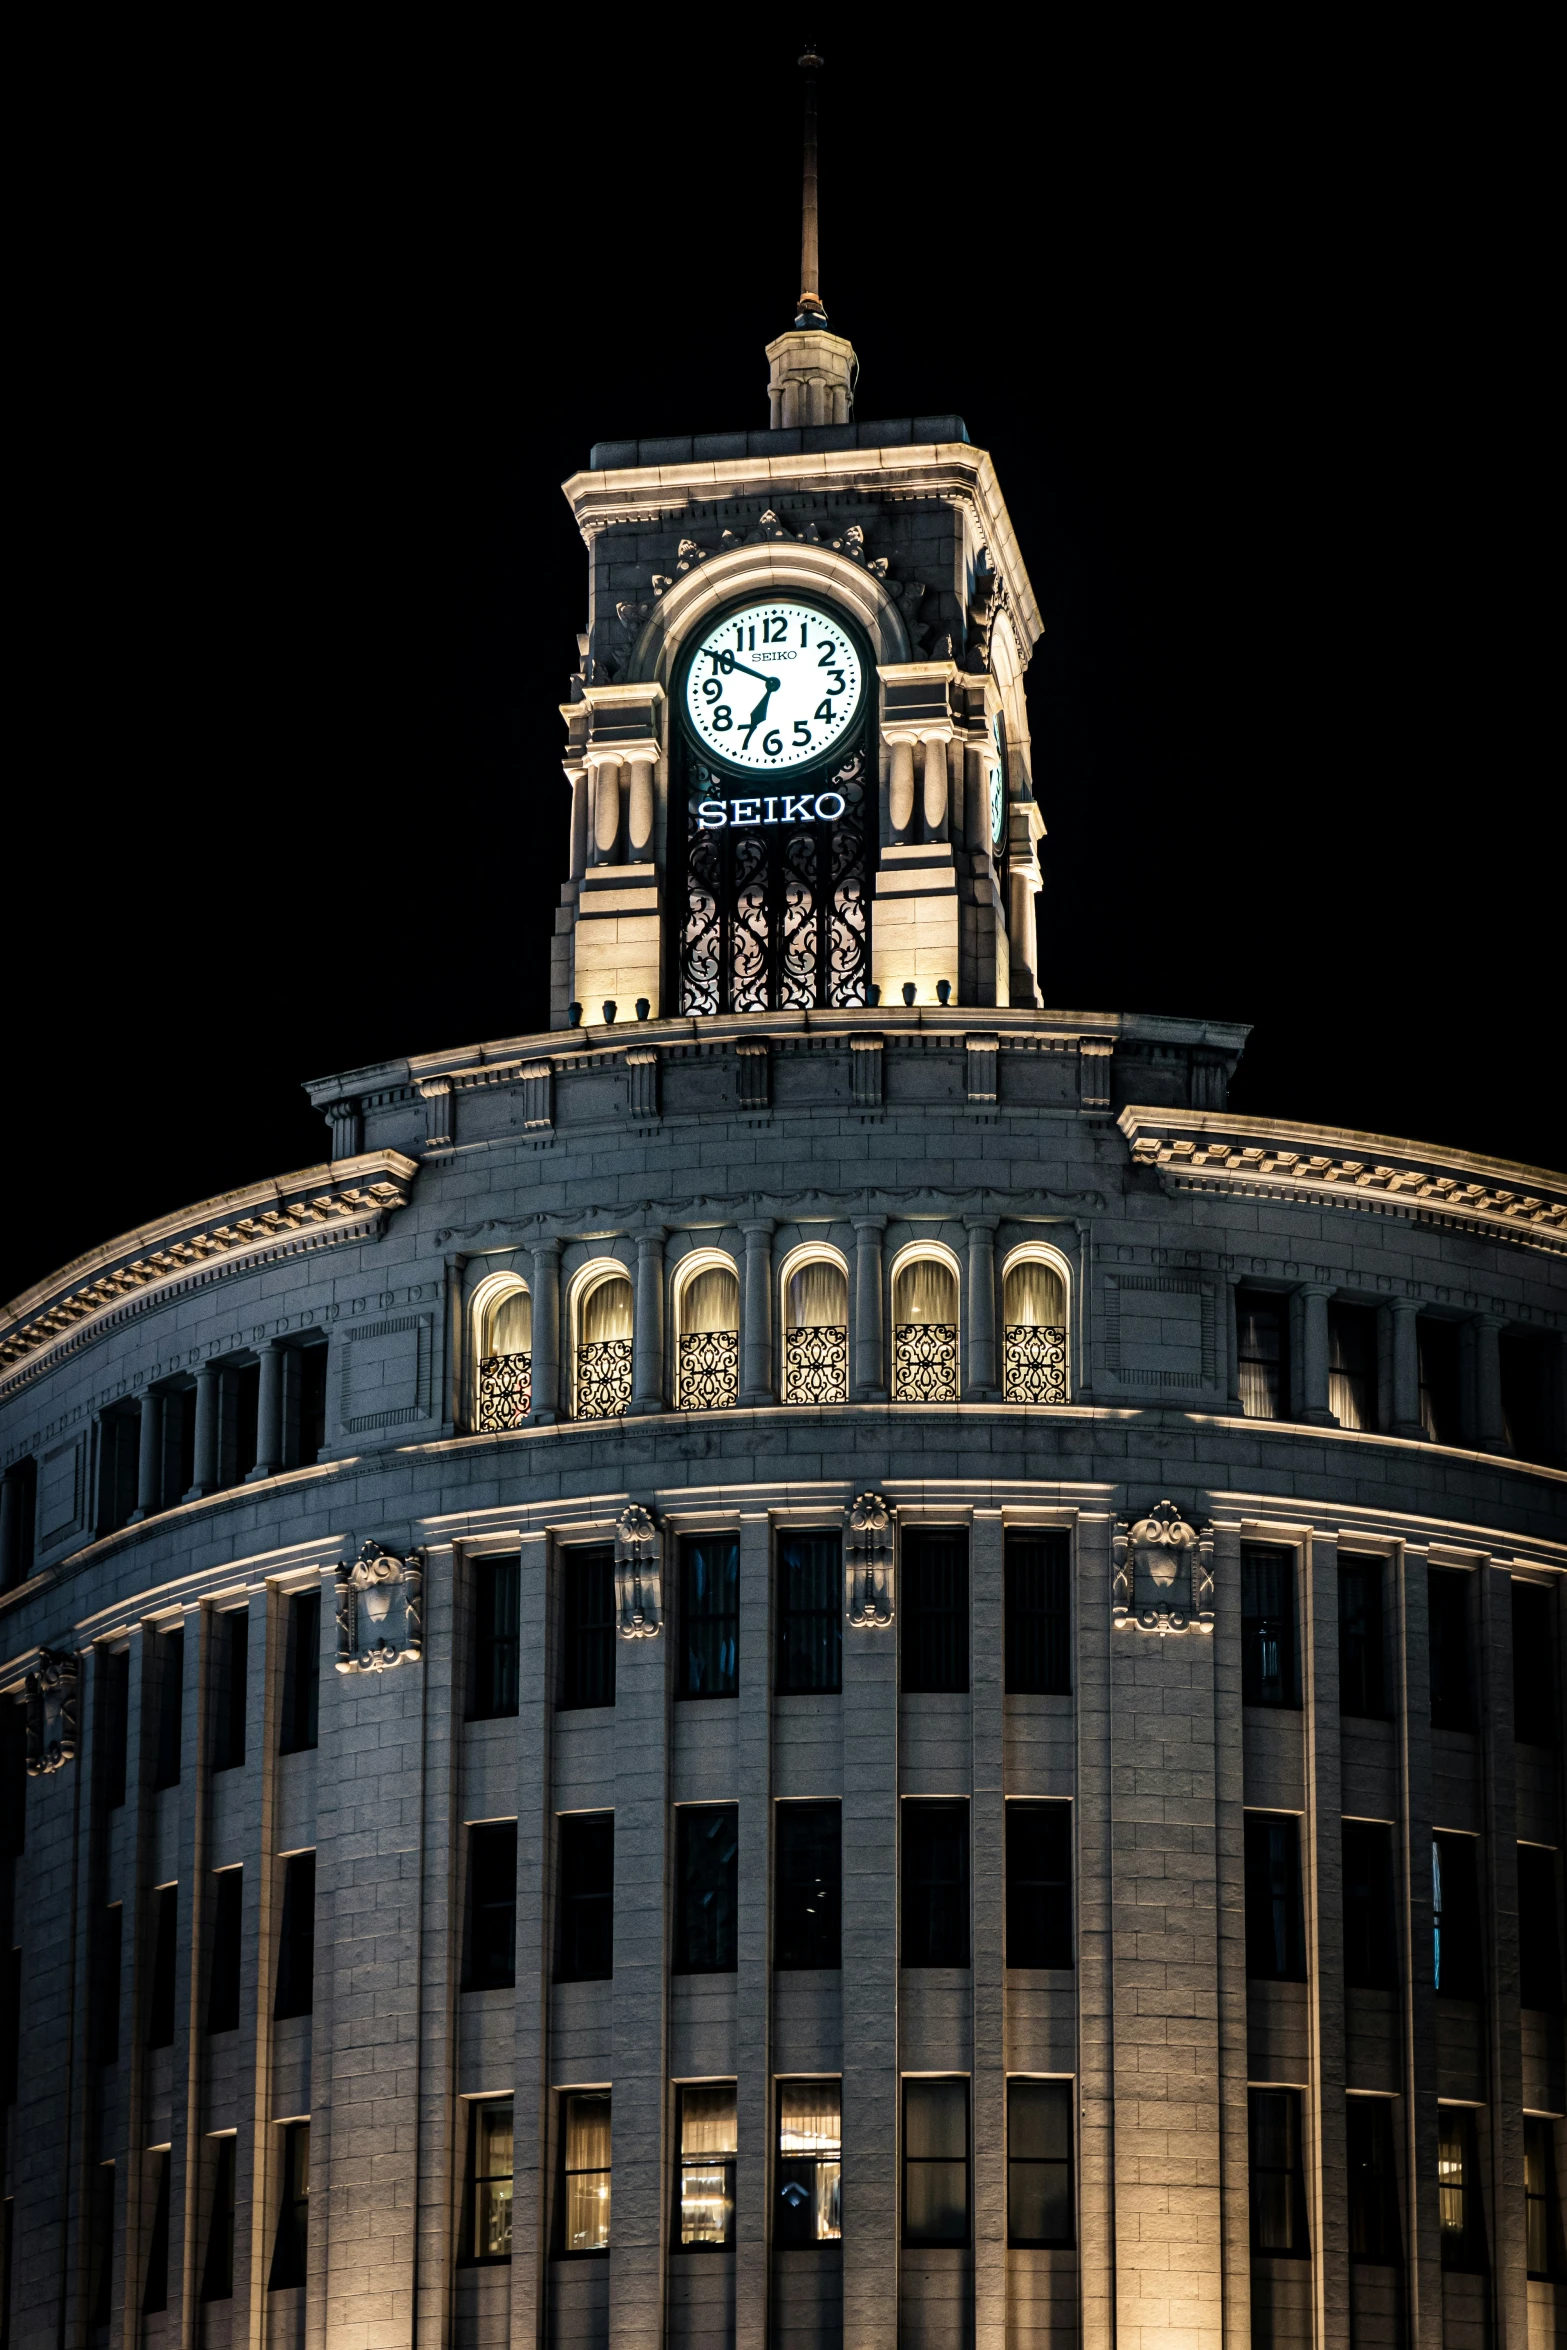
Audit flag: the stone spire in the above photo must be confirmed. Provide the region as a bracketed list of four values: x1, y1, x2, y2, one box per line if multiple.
[766, 43, 857, 429]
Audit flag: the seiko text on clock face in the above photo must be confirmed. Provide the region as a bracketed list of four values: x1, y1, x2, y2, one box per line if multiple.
[683, 601, 864, 773]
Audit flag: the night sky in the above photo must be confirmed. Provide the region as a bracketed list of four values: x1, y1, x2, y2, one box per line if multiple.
[9, 24, 1554, 1308]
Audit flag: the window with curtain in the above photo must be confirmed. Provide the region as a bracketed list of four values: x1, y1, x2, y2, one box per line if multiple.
[1005, 1530, 1070, 1694]
[775, 1803, 841, 1970]
[477, 1283, 532, 1430]
[676, 2083, 737, 2248]
[1525, 2118, 1562, 2279]
[1438, 2106, 1486, 2271]
[903, 2078, 970, 2246]
[783, 1259, 848, 1404]
[465, 2100, 514, 2262]
[1338, 1556, 1386, 1719]
[1418, 1316, 1462, 1445]
[1433, 1836, 1482, 1997]
[1241, 1546, 1296, 1707]
[559, 2091, 611, 2254]
[1235, 1290, 1285, 1419]
[901, 1527, 968, 1694]
[1002, 1259, 1067, 1404]
[1341, 1823, 1396, 1990]
[777, 2080, 841, 2246]
[893, 1257, 958, 1402]
[777, 1531, 842, 1693]
[1328, 1303, 1378, 1430]
[576, 1273, 633, 1420]
[1006, 1801, 1073, 1970]
[1346, 2098, 1401, 2265]
[902, 1800, 969, 1968]
[561, 1547, 615, 1710]
[1007, 2079, 1074, 2247]
[1248, 2090, 1309, 2256]
[677, 1264, 739, 1410]
[679, 1535, 739, 1697]
[1244, 1815, 1305, 1980]
[471, 1555, 520, 1720]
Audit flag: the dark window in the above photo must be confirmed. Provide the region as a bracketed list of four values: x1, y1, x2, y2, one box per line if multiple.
[1236, 1290, 1286, 1419]
[561, 1546, 615, 1711]
[1418, 1317, 1462, 1446]
[903, 2077, 970, 2246]
[1328, 1304, 1378, 1432]
[558, 2090, 611, 2255]
[1433, 1836, 1483, 1997]
[153, 1628, 184, 1789]
[1004, 1530, 1071, 1695]
[901, 1528, 968, 1694]
[464, 1823, 517, 1991]
[231, 1361, 260, 1484]
[1006, 1801, 1073, 1970]
[269, 2121, 309, 2290]
[96, 1407, 140, 1537]
[208, 1870, 243, 2034]
[902, 1800, 969, 1968]
[471, 1556, 520, 1721]
[1338, 1556, 1386, 1720]
[776, 2080, 841, 2246]
[279, 1589, 320, 1756]
[88, 2164, 115, 2327]
[148, 1885, 178, 2047]
[274, 1853, 316, 2020]
[1342, 1823, 1397, 1990]
[675, 1806, 738, 1973]
[201, 2137, 236, 2301]
[0, 1949, 18, 2104]
[1007, 2078, 1074, 2247]
[465, 2099, 514, 2262]
[1519, 1846, 1562, 2012]
[777, 1532, 842, 1695]
[1513, 1582, 1557, 1746]
[1347, 2098, 1401, 2264]
[675, 2081, 736, 2248]
[775, 1803, 840, 1970]
[1525, 2117, 1563, 2280]
[1428, 1569, 1472, 1731]
[1438, 2105, 1486, 2271]
[1502, 1333, 1555, 1465]
[1248, 2088, 1309, 2256]
[143, 2150, 172, 2313]
[556, 1814, 613, 1982]
[1244, 1815, 1305, 1981]
[295, 1341, 329, 1465]
[0, 1704, 25, 1859]
[213, 1608, 248, 1773]
[95, 1905, 122, 2064]
[172, 1383, 197, 1503]
[1242, 1546, 1296, 1707]
[680, 1535, 739, 1698]
[99, 1646, 129, 1809]
[0, 1456, 37, 1590]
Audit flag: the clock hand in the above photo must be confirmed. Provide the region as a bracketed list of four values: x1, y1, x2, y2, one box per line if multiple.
[717, 653, 774, 690]
[740, 674, 779, 749]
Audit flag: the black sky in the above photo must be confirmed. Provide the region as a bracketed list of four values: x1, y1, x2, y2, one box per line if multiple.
[7, 21, 1557, 1306]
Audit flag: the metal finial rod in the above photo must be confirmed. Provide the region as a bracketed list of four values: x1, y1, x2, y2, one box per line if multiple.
[796, 45, 827, 325]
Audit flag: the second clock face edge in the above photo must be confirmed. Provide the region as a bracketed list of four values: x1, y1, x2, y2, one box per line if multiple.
[681, 598, 865, 778]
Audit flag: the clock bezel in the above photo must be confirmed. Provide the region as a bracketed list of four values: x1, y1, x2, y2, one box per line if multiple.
[674, 592, 871, 785]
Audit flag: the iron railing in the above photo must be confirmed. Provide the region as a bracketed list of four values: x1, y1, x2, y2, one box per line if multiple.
[1002, 1324, 1068, 1405]
[575, 1338, 634, 1421]
[477, 1351, 532, 1430]
[782, 1323, 849, 1405]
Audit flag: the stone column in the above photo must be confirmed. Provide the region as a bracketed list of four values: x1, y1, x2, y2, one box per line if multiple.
[1479, 1558, 1528, 2347]
[611, 1580, 671, 2348]
[1303, 1532, 1350, 2349]
[738, 1221, 775, 1407]
[184, 1364, 221, 1499]
[1211, 1521, 1252, 2350]
[887, 735, 916, 841]
[1388, 1299, 1424, 1438]
[128, 1389, 164, 1523]
[511, 1530, 552, 2350]
[247, 1342, 286, 1482]
[1473, 1312, 1507, 1453]
[630, 1229, 668, 1415]
[734, 1509, 773, 2349]
[964, 1217, 999, 1400]
[1225, 1279, 1242, 1411]
[592, 754, 623, 864]
[568, 766, 590, 879]
[842, 1537, 898, 2349]
[1298, 1284, 1335, 1425]
[920, 733, 949, 839]
[970, 1507, 1006, 2350]
[851, 1216, 887, 1402]
[627, 758, 655, 860]
[1394, 1545, 1443, 2346]
[1074, 1511, 1118, 2350]
[529, 1240, 562, 1423]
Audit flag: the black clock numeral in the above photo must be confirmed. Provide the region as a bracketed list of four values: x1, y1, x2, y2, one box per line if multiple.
[711, 705, 733, 732]
[818, 641, 839, 665]
[762, 729, 783, 757]
[764, 613, 788, 644]
[825, 670, 846, 694]
[814, 699, 835, 723]
[793, 720, 812, 746]
[701, 677, 721, 702]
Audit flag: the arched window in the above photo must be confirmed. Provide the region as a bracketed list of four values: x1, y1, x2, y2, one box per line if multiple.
[892, 1250, 959, 1403]
[781, 1251, 849, 1404]
[474, 1277, 532, 1431]
[676, 1256, 740, 1411]
[575, 1266, 634, 1421]
[1002, 1250, 1069, 1404]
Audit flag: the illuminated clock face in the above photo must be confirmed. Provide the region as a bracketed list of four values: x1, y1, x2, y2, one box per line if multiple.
[989, 716, 1006, 847]
[682, 599, 864, 774]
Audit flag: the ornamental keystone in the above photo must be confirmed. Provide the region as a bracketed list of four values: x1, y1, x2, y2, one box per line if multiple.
[25, 1646, 79, 1775]
[613, 1504, 663, 1638]
[335, 1542, 424, 1673]
[846, 1490, 894, 1628]
[1113, 1498, 1214, 1635]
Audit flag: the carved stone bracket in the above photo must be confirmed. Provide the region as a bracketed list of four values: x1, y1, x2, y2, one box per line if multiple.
[846, 1491, 895, 1628]
[335, 1543, 424, 1674]
[614, 1504, 663, 1638]
[1112, 1499, 1214, 1635]
[25, 1646, 79, 1775]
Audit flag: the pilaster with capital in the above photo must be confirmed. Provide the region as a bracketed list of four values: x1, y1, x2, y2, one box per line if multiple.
[738, 1220, 776, 1406]
[964, 1216, 999, 1399]
[629, 1228, 668, 1414]
[851, 1216, 887, 1401]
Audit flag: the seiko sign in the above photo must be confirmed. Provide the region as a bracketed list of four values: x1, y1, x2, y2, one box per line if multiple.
[696, 791, 847, 830]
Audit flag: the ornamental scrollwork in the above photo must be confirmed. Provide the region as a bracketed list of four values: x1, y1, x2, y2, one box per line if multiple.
[575, 1338, 633, 1421]
[783, 1324, 849, 1405]
[477, 1351, 532, 1430]
[1003, 1324, 1067, 1405]
[846, 1491, 894, 1629]
[677, 1330, 739, 1411]
[335, 1543, 424, 1674]
[1112, 1500, 1214, 1636]
[893, 1323, 958, 1403]
[613, 1505, 663, 1639]
[25, 1646, 79, 1776]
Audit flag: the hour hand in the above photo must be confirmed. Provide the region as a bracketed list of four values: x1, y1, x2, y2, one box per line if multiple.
[741, 674, 778, 748]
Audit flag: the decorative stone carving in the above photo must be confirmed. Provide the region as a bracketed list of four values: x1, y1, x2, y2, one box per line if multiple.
[335, 1543, 424, 1673]
[613, 1504, 663, 1638]
[846, 1491, 894, 1628]
[756, 510, 792, 541]
[25, 1646, 79, 1775]
[1112, 1500, 1214, 1635]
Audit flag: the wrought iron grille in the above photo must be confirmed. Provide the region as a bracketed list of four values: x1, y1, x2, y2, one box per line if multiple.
[477, 1351, 532, 1430]
[893, 1324, 958, 1403]
[677, 1329, 739, 1411]
[783, 1324, 849, 1405]
[677, 744, 870, 1014]
[575, 1338, 633, 1421]
[1003, 1325, 1068, 1405]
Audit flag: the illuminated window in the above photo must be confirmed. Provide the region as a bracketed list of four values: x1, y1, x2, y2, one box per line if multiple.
[1328, 1303, 1377, 1431]
[1438, 2106, 1486, 2271]
[475, 1279, 531, 1431]
[465, 2100, 514, 2262]
[1525, 2117, 1561, 2279]
[892, 1253, 958, 1403]
[574, 1269, 633, 1420]
[777, 2080, 841, 2246]
[675, 2082, 736, 2248]
[676, 1261, 739, 1411]
[1002, 1254, 1068, 1404]
[1417, 1316, 1462, 1445]
[558, 2091, 611, 2255]
[782, 1255, 848, 1404]
[1236, 1290, 1285, 1420]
